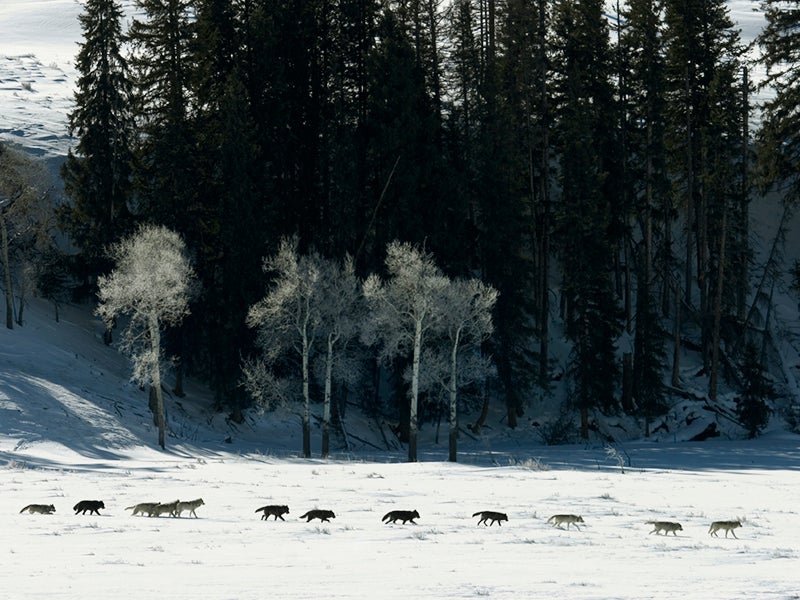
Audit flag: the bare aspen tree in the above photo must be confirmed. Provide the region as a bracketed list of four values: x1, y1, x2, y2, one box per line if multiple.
[440, 278, 497, 462]
[96, 225, 195, 449]
[363, 241, 449, 462]
[245, 238, 320, 458]
[317, 255, 363, 457]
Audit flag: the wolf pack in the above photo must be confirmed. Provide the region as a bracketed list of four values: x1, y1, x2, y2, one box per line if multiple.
[17, 499, 744, 538]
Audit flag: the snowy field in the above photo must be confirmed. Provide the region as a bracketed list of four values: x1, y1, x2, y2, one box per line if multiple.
[3, 439, 800, 600]
[1, 299, 799, 600]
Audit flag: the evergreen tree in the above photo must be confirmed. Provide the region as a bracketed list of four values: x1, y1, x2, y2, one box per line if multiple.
[61, 0, 135, 283]
[757, 0, 800, 203]
[498, 0, 553, 387]
[663, 0, 746, 393]
[621, 0, 670, 427]
[551, 0, 622, 438]
[184, 1, 266, 419]
[128, 0, 197, 229]
[736, 342, 773, 438]
[359, 8, 441, 269]
[470, 0, 541, 428]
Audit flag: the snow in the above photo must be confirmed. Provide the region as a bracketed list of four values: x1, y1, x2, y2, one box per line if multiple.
[2, 298, 799, 600]
[2, 3, 800, 599]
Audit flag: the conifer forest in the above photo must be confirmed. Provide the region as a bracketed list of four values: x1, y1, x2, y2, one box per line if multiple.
[12, 0, 800, 450]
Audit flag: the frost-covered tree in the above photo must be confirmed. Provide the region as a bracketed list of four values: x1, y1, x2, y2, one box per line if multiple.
[0, 144, 54, 330]
[363, 241, 449, 462]
[317, 255, 363, 457]
[439, 279, 497, 461]
[245, 238, 321, 458]
[415, 277, 497, 461]
[96, 225, 196, 449]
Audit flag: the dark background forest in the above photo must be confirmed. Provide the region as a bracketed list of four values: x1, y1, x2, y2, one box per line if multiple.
[40, 0, 800, 443]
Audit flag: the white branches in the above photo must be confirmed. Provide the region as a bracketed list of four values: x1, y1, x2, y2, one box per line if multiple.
[96, 224, 195, 449]
[241, 238, 496, 462]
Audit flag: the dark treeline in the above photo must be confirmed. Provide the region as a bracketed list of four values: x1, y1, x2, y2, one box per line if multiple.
[57, 0, 792, 442]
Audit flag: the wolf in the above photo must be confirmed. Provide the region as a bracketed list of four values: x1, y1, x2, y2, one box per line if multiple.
[152, 501, 180, 517]
[547, 514, 584, 530]
[473, 511, 508, 526]
[20, 504, 56, 515]
[175, 498, 204, 518]
[125, 502, 160, 517]
[382, 510, 420, 524]
[709, 520, 742, 538]
[299, 509, 336, 522]
[646, 520, 683, 536]
[73, 500, 105, 515]
[255, 505, 290, 521]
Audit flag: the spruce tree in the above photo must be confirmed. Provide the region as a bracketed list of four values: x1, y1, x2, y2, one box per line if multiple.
[663, 0, 746, 392]
[736, 343, 773, 438]
[621, 0, 670, 427]
[61, 0, 135, 283]
[757, 0, 800, 202]
[551, 0, 622, 438]
[128, 0, 197, 230]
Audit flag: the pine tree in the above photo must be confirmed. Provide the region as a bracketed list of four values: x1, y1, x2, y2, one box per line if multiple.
[128, 0, 197, 229]
[757, 0, 800, 202]
[359, 8, 440, 268]
[551, 0, 622, 438]
[736, 343, 773, 438]
[663, 0, 746, 393]
[620, 0, 670, 427]
[61, 0, 135, 283]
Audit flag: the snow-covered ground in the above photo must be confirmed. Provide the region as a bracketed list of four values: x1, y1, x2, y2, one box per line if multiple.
[3, 439, 800, 600]
[2, 297, 799, 600]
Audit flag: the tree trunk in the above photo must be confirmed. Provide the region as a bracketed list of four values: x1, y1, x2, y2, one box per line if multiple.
[149, 317, 166, 450]
[622, 352, 634, 412]
[409, 319, 422, 462]
[684, 67, 694, 309]
[302, 322, 311, 459]
[580, 405, 589, 440]
[1, 210, 13, 330]
[173, 356, 185, 398]
[470, 379, 490, 434]
[672, 281, 681, 387]
[709, 204, 727, 401]
[448, 329, 461, 463]
[322, 334, 334, 458]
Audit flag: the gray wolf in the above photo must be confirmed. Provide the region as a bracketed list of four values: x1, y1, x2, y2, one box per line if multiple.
[382, 510, 420, 524]
[709, 520, 742, 538]
[175, 498, 204, 518]
[547, 514, 584, 530]
[125, 502, 160, 516]
[152, 500, 180, 517]
[299, 509, 335, 522]
[20, 504, 56, 514]
[73, 500, 105, 515]
[473, 511, 508, 526]
[256, 505, 290, 521]
[646, 520, 683, 535]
